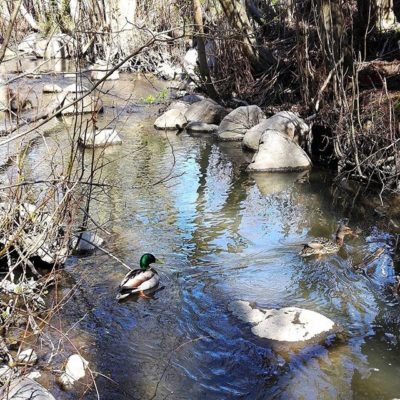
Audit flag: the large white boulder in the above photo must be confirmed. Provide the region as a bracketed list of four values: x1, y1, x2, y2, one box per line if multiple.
[242, 119, 271, 151]
[217, 105, 265, 141]
[243, 111, 310, 151]
[229, 300, 335, 342]
[184, 99, 227, 124]
[154, 109, 187, 130]
[247, 130, 311, 172]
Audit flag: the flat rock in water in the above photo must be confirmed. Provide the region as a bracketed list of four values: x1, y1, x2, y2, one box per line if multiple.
[186, 121, 218, 133]
[247, 130, 311, 172]
[42, 84, 63, 93]
[167, 101, 190, 114]
[154, 109, 187, 130]
[218, 105, 265, 141]
[184, 99, 227, 124]
[229, 300, 335, 342]
[61, 93, 103, 115]
[0, 377, 56, 400]
[79, 128, 122, 148]
[64, 83, 89, 93]
[243, 111, 309, 151]
[90, 61, 120, 81]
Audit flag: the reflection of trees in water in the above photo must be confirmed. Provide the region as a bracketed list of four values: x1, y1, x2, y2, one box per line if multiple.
[184, 141, 252, 261]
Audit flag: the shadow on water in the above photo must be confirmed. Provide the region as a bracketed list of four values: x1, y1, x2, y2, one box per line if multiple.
[14, 73, 400, 399]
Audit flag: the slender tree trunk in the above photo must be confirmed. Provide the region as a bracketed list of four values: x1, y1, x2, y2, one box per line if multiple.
[0, 0, 22, 63]
[218, 0, 275, 73]
[192, 0, 219, 100]
[317, 0, 352, 72]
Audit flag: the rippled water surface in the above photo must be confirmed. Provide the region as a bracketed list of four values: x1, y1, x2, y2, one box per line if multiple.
[6, 71, 400, 399]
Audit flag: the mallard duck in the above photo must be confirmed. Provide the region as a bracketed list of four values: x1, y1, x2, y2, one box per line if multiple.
[299, 224, 354, 257]
[116, 253, 163, 300]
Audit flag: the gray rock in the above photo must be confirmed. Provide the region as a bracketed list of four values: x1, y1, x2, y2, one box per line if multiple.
[243, 111, 310, 151]
[167, 101, 190, 114]
[183, 48, 198, 82]
[18, 33, 75, 58]
[90, 60, 120, 81]
[247, 130, 311, 172]
[61, 93, 104, 115]
[42, 84, 63, 94]
[78, 128, 122, 148]
[71, 231, 104, 251]
[242, 119, 271, 151]
[0, 377, 56, 400]
[218, 105, 265, 141]
[64, 84, 89, 93]
[156, 62, 182, 81]
[17, 349, 37, 365]
[184, 99, 227, 125]
[181, 94, 204, 104]
[186, 121, 218, 134]
[154, 109, 187, 130]
[229, 300, 335, 342]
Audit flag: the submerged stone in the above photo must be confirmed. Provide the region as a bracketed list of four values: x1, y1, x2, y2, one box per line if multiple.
[229, 300, 335, 342]
[79, 128, 122, 148]
[186, 121, 218, 133]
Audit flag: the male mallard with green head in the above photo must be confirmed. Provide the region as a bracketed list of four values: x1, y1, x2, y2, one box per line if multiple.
[116, 253, 163, 300]
[299, 224, 354, 257]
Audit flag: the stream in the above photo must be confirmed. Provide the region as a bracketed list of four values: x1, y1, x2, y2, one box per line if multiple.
[2, 64, 400, 399]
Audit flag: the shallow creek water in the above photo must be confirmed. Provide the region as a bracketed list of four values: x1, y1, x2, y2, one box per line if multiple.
[2, 66, 400, 399]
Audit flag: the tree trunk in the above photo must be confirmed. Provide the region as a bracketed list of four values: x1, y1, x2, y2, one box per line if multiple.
[192, 0, 219, 100]
[317, 0, 352, 72]
[375, 0, 398, 30]
[218, 0, 275, 73]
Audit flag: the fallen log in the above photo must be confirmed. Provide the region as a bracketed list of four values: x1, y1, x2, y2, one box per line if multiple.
[358, 60, 400, 89]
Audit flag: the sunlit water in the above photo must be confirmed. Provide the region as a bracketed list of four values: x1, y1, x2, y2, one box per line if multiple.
[3, 69, 400, 399]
